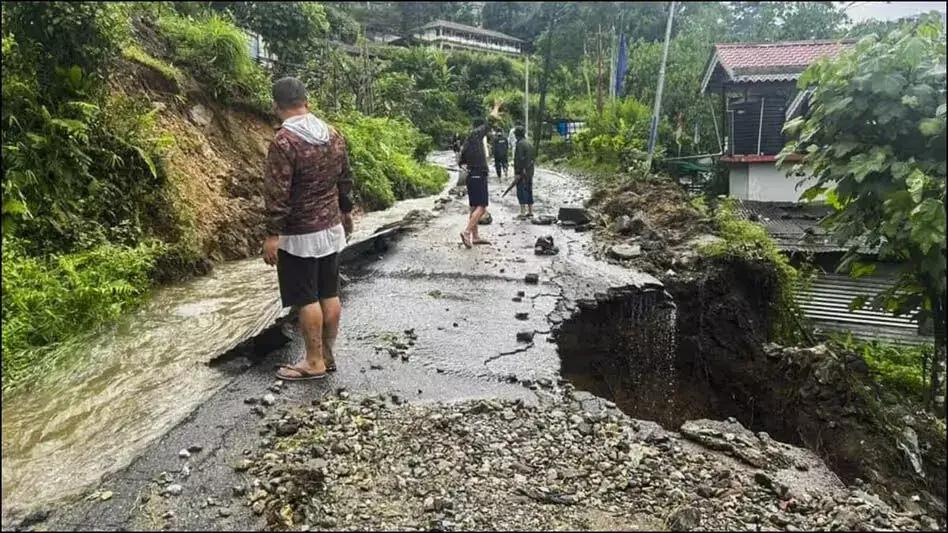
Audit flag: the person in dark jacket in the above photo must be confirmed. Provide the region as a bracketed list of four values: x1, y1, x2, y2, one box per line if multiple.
[263, 77, 354, 381]
[492, 130, 510, 180]
[513, 126, 535, 218]
[458, 117, 491, 248]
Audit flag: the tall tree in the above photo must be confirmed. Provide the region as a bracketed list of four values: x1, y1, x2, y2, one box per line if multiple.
[729, 2, 849, 42]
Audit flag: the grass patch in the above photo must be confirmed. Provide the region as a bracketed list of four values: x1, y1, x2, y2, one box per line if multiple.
[121, 44, 184, 88]
[698, 198, 808, 344]
[156, 13, 270, 111]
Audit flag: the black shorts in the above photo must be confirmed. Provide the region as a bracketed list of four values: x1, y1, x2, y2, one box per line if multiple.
[277, 249, 340, 308]
[466, 166, 489, 207]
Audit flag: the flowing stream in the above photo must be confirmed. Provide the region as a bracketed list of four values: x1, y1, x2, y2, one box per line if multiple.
[0, 154, 457, 517]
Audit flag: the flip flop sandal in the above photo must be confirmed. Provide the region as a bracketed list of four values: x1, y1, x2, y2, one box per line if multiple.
[473, 239, 491, 245]
[276, 365, 328, 381]
[460, 232, 473, 249]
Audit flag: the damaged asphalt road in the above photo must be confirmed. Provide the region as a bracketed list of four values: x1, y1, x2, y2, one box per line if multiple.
[26, 158, 661, 532]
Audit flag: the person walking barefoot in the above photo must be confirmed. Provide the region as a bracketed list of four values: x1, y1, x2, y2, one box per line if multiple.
[458, 117, 491, 247]
[262, 77, 355, 381]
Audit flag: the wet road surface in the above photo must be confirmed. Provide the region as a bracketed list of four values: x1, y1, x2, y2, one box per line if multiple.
[16, 154, 662, 531]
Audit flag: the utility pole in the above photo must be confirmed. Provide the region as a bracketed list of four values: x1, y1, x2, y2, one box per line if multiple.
[583, 38, 592, 108]
[609, 24, 619, 100]
[645, 1, 676, 170]
[597, 24, 603, 116]
[524, 55, 529, 139]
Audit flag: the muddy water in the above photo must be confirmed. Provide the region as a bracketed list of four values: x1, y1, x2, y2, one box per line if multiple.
[0, 154, 457, 517]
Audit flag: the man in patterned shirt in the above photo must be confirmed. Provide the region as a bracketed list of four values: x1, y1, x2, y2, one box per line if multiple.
[263, 77, 354, 381]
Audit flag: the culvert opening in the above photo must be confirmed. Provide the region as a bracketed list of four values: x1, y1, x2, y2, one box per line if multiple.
[555, 257, 947, 512]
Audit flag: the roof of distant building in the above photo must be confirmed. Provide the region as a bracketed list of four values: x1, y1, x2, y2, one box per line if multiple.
[735, 200, 875, 254]
[415, 19, 523, 43]
[701, 39, 855, 94]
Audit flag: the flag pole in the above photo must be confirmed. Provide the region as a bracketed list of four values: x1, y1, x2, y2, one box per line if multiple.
[645, 0, 676, 171]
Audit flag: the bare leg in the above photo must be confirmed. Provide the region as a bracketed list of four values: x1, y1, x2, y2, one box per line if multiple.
[320, 296, 341, 370]
[467, 206, 485, 239]
[277, 302, 326, 377]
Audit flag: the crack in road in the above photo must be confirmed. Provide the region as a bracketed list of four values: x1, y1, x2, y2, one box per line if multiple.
[484, 342, 536, 365]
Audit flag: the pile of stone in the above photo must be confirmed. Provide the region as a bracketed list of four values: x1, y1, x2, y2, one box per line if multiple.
[372, 329, 418, 363]
[239, 389, 939, 532]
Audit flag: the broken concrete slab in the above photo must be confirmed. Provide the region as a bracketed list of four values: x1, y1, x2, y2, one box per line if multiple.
[680, 419, 792, 470]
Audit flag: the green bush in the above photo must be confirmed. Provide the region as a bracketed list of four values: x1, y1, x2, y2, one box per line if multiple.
[482, 89, 538, 129]
[1, 237, 164, 389]
[831, 333, 934, 401]
[3, 2, 129, 93]
[157, 13, 270, 110]
[332, 112, 448, 211]
[3, 30, 176, 256]
[699, 198, 807, 344]
[571, 98, 652, 170]
[211, 1, 329, 68]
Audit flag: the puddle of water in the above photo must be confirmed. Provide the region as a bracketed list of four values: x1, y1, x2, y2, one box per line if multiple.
[0, 154, 458, 517]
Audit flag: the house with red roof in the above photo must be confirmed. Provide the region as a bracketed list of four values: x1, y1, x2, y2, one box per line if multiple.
[700, 39, 855, 203]
[700, 39, 934, 345]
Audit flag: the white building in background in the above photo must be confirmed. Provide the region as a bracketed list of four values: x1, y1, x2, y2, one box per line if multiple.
[246, 31, 278, 67]
[403, 20, 523, 56]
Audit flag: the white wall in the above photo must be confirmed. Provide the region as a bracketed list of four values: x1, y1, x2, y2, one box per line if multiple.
[747, 163, 813, 202]
[728, 165, 749, 200]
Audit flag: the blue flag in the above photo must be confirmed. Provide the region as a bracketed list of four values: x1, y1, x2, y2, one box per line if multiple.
[614, 33, 627, 98]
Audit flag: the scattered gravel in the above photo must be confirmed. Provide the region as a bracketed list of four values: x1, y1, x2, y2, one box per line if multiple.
[242, 391, 939, 531]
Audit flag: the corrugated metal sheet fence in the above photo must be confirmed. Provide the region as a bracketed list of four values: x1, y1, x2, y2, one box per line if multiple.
[795, 273, 932, 345]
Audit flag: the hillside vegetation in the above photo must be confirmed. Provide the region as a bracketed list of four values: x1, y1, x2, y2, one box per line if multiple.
[0, 3, 451, 389]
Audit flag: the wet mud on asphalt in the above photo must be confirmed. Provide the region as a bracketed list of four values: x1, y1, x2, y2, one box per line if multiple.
[24, 156, 661, 531]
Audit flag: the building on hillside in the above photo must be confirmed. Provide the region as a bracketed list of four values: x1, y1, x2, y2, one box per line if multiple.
[395, 19, 523, 56]
[247, 31, 279, 67]
[700, 39, 855, 203]
[700, 39, 933, 345]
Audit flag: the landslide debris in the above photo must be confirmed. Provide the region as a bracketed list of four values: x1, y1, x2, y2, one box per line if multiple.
[240, 390, 940, 532]
[585, 176, 714, 276]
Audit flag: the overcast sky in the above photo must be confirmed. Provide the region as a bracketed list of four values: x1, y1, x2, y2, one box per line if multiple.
[837, 1, 947, 24]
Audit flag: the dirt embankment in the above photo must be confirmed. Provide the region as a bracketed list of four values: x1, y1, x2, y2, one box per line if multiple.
[569, 175, 947, 520]
[112, 16, 277, 275]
